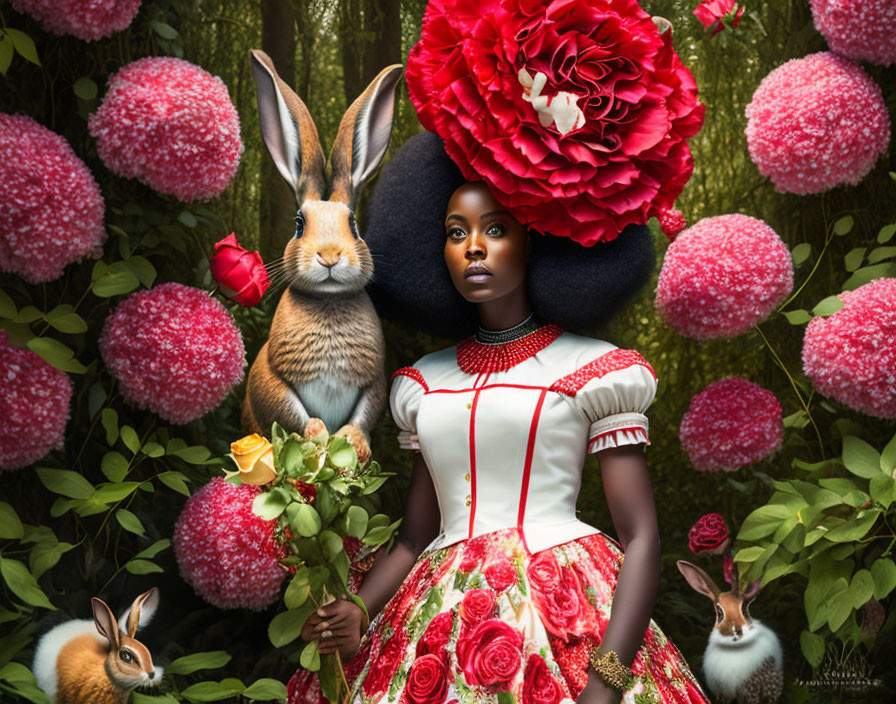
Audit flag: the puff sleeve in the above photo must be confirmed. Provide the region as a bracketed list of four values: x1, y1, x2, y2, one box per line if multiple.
[553, 350, 657, 454]
[389, 367, 427, 451]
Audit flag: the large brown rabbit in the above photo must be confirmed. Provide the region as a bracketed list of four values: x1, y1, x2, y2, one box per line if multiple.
[242, 50, 401, 456]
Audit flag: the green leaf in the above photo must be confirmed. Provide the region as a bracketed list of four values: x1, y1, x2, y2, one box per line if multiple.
[73, 77, 97, 101]
[824, 510, 880, 542]
[871, 559, 896, 600]
[827, 590, 855, 632]
[363, 519, 401, 546]
[5, 29, 40, 66]
[181, 680, 245, 702]
[177, 210, 198, 228]
[850, 570, 875, 609]
[151, 21, 180, 40]
[320, 529, 343, 560]
[166, 651, 232, 675]
[0, 32, 13, 76]
[791, 243, 812, 266]
[867, 246, 896, 264]
[843, 248, 866, 272]
[812, 295, 844, 317]
[126, 256, 157, 288]
[737, 504, 791, 541]
[287, 502, 322, 537]
[842, 262, 895, 291]
[734, 546, 766, 563]
[268, 604, 314, 647]
[92, 263, 140, 297]
[158, 471, 191, 496]
[135, 539, 171, 560]
[0, 503, 24, 540]
[115, 509, 145, 536]
[101, 451, 129, 483]
[101, 408, 119, 445]
[252, 491, 288, 521]
[26, 337, 77, 371]
[782, 309, 811, 325]
[132, 694, 180, 704]
[362, 476, 388, 495]
[284, 572, 310, 610]
[881, 434, 896, 475]
[328, 437, 357, 469]
[120, 425, 141, 455]
[142, 441, 165, 458]
[91, 481, 140, 503]
[14, 305, 42, 323]
[171, 445, 212, 463]
[497, 692, 517, 704]
[299, 640, 321, 672]
[125, 559, 163, 575]
[36, 467, 94, 499]
[869, 475, 896, 508]
[842, 436, 883, 478]
[800, 630, 825, 668]
[29, 540, 74, 581]
[0, 289, 16, 319]
[46, 305, 87, 334]
[833, 215, 854, 236]
[243, 678, 288, 701]
[0, 557, 55, 609]
[878, 224, 896, 244]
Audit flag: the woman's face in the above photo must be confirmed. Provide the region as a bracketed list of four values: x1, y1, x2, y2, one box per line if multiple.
[444, 182, 530, 304]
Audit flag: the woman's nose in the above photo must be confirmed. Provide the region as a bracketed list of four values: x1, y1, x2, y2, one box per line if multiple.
[465, 231, 486, 259]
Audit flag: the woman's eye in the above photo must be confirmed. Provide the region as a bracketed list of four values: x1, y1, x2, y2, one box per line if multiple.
[447, 228, 466, 241]
[294, 212, 306, 239]
[486, 223, 506, 236]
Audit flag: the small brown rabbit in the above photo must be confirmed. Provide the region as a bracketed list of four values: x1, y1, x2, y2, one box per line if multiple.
[677, 561, 783, 704]
[32, 588, 161, 704]
[241, 50, 401, 457]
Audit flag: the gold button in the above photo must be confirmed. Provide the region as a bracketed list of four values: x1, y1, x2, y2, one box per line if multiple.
[466, 402, 472, 409]
[464, 473, 471, 482]
[465, 497, 472, 507]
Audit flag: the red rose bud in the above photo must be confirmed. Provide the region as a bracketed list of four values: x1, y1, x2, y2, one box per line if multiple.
[689, 513, 730, 554]
[209, 233, 270, 307]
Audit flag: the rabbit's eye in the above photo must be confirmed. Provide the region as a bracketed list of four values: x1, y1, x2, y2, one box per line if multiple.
[348, 212, 359, 240]
[715, 605, 724, 622]
[119, 650, 134, 664]
[294, 212, 306, 239]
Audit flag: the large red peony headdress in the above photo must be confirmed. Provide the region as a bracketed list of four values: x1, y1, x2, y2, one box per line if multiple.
[406, 0, 705, 246]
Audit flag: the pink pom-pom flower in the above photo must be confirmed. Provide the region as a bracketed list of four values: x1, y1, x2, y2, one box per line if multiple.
[745, 51, 890, 195]
[173, 478, 285, 610]
[0, 114, 106, 284]
[680, 377, 783, 472]
[0, 330, 73, 471]
[98, 282, 245, 425]
[655, 214, 793, 339]
[10, 0, 142, 41]
[88, 57, 243, 202]
[802, 278, 896, 419]
[810, 0, 896, 67]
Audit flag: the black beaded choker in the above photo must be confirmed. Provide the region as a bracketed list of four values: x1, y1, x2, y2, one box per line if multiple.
[474, 314, 541, 345]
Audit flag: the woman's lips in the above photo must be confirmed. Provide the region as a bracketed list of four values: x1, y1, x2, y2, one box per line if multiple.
[465, 264, 492, 283]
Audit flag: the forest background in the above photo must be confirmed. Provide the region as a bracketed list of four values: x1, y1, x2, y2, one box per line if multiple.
[1, 0, 895, 703]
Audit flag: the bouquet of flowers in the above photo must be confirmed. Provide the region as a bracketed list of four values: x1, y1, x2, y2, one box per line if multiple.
[226, 420, 400, 702]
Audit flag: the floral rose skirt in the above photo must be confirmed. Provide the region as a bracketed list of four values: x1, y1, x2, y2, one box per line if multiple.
[288, 528, 709, 704]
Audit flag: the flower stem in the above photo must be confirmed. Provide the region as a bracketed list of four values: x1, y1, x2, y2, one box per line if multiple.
[755, 325, 825, 459]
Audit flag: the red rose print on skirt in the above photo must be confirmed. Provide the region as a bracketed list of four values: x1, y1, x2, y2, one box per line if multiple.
[417, 612, 454, 657]
[460, 588, 497, 627]
[523, 654, 566, 704]
[406, 654, 450, 704]
[362, 628, 408, 697]
[527, 551, 597, 642]
[456, 619, 524, 690]
[484, 559, 517, 592]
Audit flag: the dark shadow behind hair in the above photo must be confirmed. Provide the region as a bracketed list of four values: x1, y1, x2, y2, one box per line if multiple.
[365, 130, 655, 339]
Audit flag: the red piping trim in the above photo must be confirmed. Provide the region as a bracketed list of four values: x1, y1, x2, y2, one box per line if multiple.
[549, 350, 657, 397]
[426, 383, 548, 395]
[517, 389, 548, 555]
[467, 388, 482, 539]
[391, 367, 428, 392]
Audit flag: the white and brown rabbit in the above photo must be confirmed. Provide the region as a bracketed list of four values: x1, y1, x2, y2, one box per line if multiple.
[677, 561, 783, 704]
[242, 49, 402, 458]
[32, 588, 161, 704]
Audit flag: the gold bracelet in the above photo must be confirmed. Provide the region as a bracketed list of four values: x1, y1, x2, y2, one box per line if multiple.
[589, 648, 632, 692]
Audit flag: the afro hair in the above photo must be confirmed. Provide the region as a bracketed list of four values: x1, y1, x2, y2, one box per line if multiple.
[363, 130, 655, 338]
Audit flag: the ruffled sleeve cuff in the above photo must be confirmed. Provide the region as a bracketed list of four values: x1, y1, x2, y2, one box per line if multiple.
[390, 367, 427, 451]
[587, 412, 650, 454]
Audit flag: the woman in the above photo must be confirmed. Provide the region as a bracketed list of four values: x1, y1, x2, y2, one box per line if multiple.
[293, 167, 709, 704]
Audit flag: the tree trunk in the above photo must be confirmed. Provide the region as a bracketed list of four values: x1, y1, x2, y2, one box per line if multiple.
[363, 0, 401, 86]
[259, 0, 299, 263]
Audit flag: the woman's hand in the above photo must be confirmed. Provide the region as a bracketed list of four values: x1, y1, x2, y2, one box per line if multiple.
[300, 598, 367, 658]
[577, 672, 623, 704]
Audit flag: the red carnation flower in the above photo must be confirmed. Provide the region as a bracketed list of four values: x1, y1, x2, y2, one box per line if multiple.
[173, 478, 285, 610]
[0, 330, 73, 471]
[802, 278, 896, 419]
[407, 0, 705, 246]
[680, 377, 783, 472]
[0, 114, 106, 284]
[11, 0, 141, 41]
[693, 1, 745, 36]
[688, 513, 730, 554]
[99, 282, 245, 424]
[209, 233, 270, 307]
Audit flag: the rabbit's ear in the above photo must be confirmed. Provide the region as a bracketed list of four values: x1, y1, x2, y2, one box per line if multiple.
[250, 49, 326, 203]
[93, 598, 120, 648]
[676, 560, 721, 601]
[119, 588, 159, 637]
[329, 64, 403, 207]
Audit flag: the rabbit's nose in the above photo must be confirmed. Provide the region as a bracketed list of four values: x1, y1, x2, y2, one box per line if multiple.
[316, 252, 341, 268]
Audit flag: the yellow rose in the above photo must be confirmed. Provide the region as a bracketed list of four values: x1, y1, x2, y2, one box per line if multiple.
[230, 434, 276, 485]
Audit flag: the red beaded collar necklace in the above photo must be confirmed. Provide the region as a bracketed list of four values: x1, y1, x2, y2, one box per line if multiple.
[456, 319, 563, 375]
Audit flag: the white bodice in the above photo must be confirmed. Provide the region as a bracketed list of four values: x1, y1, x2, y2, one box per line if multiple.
[390, 330, 657, 554]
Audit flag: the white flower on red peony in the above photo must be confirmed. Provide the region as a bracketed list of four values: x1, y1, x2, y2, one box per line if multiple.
[10, 0, 142, 41]
[0, 330, 73, 471]
[802, 278, 896, 419]
[745, 51, 890, 195]
[88, 57, 243, 202]
[0, 114, 106, 283]
[98, 282, 245, 425]
[173, 477, 285, 610]
[655, 214, 793, 339]
[810, 0, 896, 67]
[680, 377, 783, 472]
